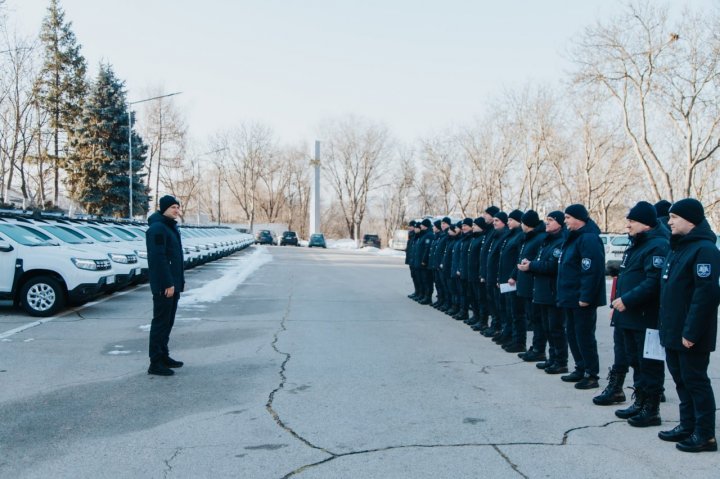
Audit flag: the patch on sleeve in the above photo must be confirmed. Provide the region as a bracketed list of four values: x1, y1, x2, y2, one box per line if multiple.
[581, 258, 592, 270]
[696, 263, 711, 278]
[154, 234, 165, 246]
[652, 256, 665, 268]
[553, 248, 562, 258]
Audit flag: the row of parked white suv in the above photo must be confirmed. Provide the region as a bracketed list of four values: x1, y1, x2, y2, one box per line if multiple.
[0, 212, 254, 317]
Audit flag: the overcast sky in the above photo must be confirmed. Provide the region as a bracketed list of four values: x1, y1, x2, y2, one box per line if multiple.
[5, 0, 717, 149]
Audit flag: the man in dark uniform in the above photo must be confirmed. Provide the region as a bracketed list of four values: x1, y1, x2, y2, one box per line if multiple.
[657, 198, 719, 452]
[498, 209, 525, 352]
[453, 218, 474, 320]
[440, 223, 459, 313]
[405, 221, 418, 299]
[471, 218, 494, 332]
[414, 218, 434, 305]
[431, 219, 450, 308]
[479, 206, 501, 336]
[515, 210, 547, 361]
[557, 204, 606, 389]
[519, 211, 568, 374]
[146, 195, 186, 376]
[465, 217, 488, 329]
[609, 202, 669, 427]
[654, 200, 672, 231]
[488, 212, 510, 342]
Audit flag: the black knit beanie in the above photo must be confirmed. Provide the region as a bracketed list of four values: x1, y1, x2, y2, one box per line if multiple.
[669, 198, 705, 226]
[508, 209, 523, 223]
[521, 210, 541, 228]
[547, 211, 565, 226]
[441, 216, 452, 226]
[626, 201, 657, 227]
[494, 211, 508, 225]
[159, 195, 180, 214]
[654, 200, 671, 218]
[421, 218, 433, 229]
[564, 204, 589, 222]
[485, 205, 500, 217]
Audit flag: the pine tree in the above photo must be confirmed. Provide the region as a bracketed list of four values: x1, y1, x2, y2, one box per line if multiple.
[66, 64, 149, 217]
[36, 0, 88, 207]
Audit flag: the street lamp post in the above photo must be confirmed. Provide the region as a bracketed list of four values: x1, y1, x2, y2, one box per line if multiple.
[127, 91, 181, 218]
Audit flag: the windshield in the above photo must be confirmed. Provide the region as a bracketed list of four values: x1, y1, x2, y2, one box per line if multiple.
[37, 225, 93, 244]
[611, 236, 631, 246]
[107, 226, 141, 240]
[0, 224, 58, 246]
[310, 234, 324, 240]
[76, 225, 119, 242]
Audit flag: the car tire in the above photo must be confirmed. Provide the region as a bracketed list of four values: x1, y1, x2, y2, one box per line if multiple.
[20, 276, 66, 317]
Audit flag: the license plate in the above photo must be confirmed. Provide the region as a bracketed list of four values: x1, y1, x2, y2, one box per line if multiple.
[106, 275, 115, 285]
[134, 268, 142, 275]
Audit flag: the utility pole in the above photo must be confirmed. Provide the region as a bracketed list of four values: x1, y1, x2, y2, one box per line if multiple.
[309, 140, 321, 235]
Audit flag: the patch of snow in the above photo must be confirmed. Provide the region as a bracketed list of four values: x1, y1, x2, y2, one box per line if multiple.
[180, 247, 272, 305]
[114, 344, 123, 348]
[377, 248, 406, 258]
[23, 338, 34, 342]
[177, 317, 202, 321]
[1, 338, 12, 342]
[107, 350, 132, 355]
[325, 238, 405, 257]
[139, 324, 151, 332]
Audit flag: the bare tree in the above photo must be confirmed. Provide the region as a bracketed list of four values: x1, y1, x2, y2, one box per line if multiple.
[321, 115, 391, 239]
[571, 1, 720, 202]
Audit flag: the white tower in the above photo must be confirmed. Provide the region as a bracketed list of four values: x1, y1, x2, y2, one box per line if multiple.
[309, 140, 321, 235]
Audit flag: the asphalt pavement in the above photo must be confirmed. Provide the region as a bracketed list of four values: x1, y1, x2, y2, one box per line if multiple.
[1, 245, 718, 478]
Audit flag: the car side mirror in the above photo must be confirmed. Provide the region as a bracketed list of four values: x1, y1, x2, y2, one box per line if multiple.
[0, 240, 14, 252]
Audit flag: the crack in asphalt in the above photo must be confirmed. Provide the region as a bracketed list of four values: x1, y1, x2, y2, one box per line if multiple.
[163, 447, 183, 479]
[492, 444, 529, 478]
[266, 286, 335, 456]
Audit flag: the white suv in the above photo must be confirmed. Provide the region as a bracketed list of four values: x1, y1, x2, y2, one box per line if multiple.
[0, 220, 114, 316]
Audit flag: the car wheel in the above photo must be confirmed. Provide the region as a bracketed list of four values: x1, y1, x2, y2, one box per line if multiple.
[20, 276, 66, 317]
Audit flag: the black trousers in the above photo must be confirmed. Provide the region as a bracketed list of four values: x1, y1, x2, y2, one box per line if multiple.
[565, 306, 599, 377]
[540, 303, 567, 366]
[445, 274, 457, 307]
[467, 280, 481, 319]
[149, 292, 180, 363]
[665, 348, 716, 439]
[612, 325, 630, 374]
[621, 327, 663, 394]
[455, 276, 467, 314]
[525, 298, 546, 353]
[476, 280, 488, 321]
[495, 288, 509, 338]
[420, 268, 434, 299]
[434, 270, 445, 303]
[410, 266, 419, 294]
[506, 292, 526, 344]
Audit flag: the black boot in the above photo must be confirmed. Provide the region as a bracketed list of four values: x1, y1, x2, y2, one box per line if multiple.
[615, 388, 645, 419]
[418, 296, 431, 305]
[592, 368, 626, 406]
[628, 393, 661, 427]
[560, 369, 584, 382]
[148, 361, 174, 376]
[164, 356, 184, 368]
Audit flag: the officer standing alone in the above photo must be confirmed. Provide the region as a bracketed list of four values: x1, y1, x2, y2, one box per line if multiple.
[146, 195, 186, 376]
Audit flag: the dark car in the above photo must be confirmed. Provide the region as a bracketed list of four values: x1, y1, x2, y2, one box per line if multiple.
[280, 231, 299, 246]
[362, 234, 381, 248]
[254, 229, 276, 245]
[308, 233, 326, 248]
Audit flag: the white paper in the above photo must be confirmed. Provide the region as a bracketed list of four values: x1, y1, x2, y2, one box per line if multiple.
[499, 283, 517, 294]
[643, 328, 665, 361]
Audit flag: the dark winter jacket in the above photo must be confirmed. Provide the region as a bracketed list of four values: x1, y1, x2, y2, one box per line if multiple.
[659, 220, 720, 352]
[451, 233, 468, 278]
[146, 211, 185, 296]
[514, 223, 546, 299]
[556, 219, 606, 308]
[441, 234, 458, 279]
[412, 228, 433, 269]
[456, 232, 474, 279]
[429, 231, 448, 270]
[498, 227, 523, 284]
[529, 227, 566, 305]
[479, 227, 495, 281]
[613, 226, 670, 330]
[486, 227, 510, 286]
[467, 231, 486, 282]
[404, 230, 415, 266]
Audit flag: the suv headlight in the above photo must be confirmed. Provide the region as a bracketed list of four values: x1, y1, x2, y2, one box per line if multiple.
[135, 250, 148, 259]
[72, 258, 99, 270]
[109, 253, 129, 264]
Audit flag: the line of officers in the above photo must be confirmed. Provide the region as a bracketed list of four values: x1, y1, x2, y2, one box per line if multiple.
[404, 199, 719, 453]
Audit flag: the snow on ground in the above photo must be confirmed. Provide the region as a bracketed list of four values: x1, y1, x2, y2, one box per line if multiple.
[180, 246, 273, 305]
[325, 238, 406, 257]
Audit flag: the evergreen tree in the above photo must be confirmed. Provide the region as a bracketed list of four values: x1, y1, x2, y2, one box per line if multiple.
[66, 64, 149, 217]
[36, 0, 88, 206]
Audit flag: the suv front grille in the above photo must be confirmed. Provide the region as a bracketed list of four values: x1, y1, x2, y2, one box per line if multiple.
[95, 259, 112, 271]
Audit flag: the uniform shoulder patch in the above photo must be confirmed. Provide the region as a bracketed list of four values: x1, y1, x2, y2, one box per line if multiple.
[425, 239, 430, 244]
[552, 248, 562, 258]
[652, 256, 665, 268]
[581, 258, 592, 270]
[697, 263, 711, 278]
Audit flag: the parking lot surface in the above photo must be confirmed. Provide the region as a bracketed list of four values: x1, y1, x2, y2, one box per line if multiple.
[1, 245, 718, 478]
